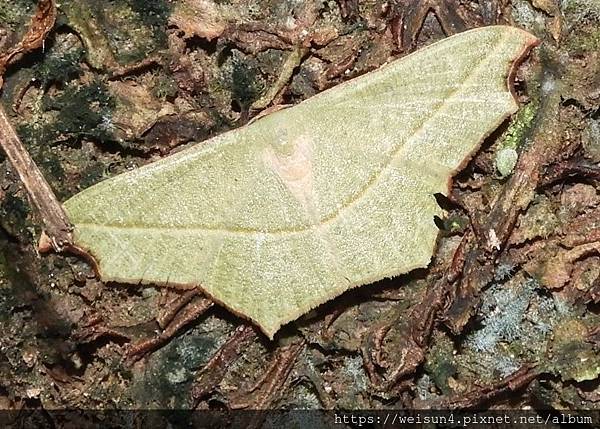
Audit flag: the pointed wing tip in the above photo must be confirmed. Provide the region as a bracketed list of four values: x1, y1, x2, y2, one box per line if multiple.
[483, 24, 540, 42]
[507, 25, 541, 51]
[464, 25, 540, 54]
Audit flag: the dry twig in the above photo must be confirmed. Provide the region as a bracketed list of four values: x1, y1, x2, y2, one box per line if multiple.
[427, 364, 540, 409]
[191, 324, 257, 404]
[0, 107, 72, 251]
[126, 296, 213, 362]
[229, 339, 306, 409]
[0, 0, 72, 251]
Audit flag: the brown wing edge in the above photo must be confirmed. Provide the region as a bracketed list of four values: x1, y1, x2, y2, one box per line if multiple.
[442, 29, 540, 194]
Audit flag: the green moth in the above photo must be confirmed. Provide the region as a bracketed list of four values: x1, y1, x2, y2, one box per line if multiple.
[61, 26, 538, 339]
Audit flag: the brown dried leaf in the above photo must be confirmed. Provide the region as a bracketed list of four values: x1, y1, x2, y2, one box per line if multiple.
[534, 243, 600, 289]
[530, 0, 561, 40]
[572, 256, 600, 293]
[559, 183, 599, 217]
[108, 80, 177, 141]
[0, 0, 56, 86]
[510, 196, 560, 245]
[531, 0, 559, 15]
[169, 0, 227, 41]
[562, 207, 600, 247]
[143, 110, 219, 153]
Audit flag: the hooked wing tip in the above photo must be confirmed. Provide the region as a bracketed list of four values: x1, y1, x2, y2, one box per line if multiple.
[57, 25, 541, 342]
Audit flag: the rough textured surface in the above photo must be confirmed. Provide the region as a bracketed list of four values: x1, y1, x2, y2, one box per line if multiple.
[63, 26, 537, 338]
[2, 0, 600, 417]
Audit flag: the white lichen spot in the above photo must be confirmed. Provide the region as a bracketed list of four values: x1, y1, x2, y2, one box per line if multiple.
[166, 367, 188, 384]
[99, 114, 115, 132]
[541, 75, 556, 96]
[494, 262, 516, 281]
[344, 355, 368, 392]
[488, 229, 501, 250]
